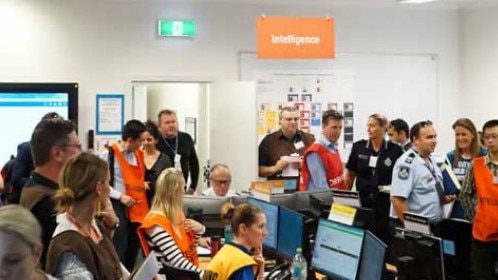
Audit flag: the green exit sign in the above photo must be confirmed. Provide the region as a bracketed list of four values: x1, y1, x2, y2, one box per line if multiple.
[158, 20, 196, 37]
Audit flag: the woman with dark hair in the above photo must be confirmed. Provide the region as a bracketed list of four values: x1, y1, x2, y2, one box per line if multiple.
[143, 120, 173, 206]
[202, 203, 266, 280]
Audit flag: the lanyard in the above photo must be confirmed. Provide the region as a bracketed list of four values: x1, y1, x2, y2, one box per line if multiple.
[66, 211, 101, 240]
[162, 135, 178, 154]
[412, 149, 439, 181]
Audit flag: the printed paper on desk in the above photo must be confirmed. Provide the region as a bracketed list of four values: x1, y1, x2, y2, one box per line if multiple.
[332, 190, 361, 207]
[403, 212, 431, 235]
[131, 251, 161, 280]
[328, 203, 357, 226]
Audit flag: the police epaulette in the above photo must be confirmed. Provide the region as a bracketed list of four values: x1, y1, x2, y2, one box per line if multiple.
[405, 153, 415, 164]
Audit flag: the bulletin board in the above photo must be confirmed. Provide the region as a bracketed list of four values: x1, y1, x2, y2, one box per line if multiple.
[240, 52, 438, 160]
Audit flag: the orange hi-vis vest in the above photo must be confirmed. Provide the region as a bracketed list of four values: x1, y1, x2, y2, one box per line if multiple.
[472, 156, 498, 241]
[112, 144, 148, 223]
[300, 143, 345, 191]
[137, 212, 199, 266]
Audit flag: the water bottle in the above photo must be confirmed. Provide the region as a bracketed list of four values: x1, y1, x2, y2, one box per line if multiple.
[291, 247, 307, 280]
[224, 224, 233, 243]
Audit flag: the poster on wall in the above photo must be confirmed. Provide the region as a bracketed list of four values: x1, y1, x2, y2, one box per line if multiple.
[96, 94, 124, 135]
[254, 69, 355, 158]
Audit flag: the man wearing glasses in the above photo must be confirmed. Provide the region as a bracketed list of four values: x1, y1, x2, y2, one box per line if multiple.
[20, 118, 81, 268]
[202, 164, 236, 197]
[258, 106, 315, 180]
[461, 119, 498, 280]
[300, 110, 346, 191]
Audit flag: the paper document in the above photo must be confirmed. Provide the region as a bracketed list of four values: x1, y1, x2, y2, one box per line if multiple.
[197, 246, 211, 256]
[131, 252, 161, 280]
[281, 154, 300, 177]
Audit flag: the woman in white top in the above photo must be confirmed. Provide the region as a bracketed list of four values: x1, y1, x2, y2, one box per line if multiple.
[0, 204, 57, 280]
[45, 152, 124, 279]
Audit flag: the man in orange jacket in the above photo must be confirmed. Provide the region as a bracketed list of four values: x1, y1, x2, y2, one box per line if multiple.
[100, 119, 148, 272]
[461, 119, 498, 280]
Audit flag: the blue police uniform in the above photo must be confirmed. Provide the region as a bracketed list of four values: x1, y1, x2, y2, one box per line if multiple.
[390, 148, 444, 223]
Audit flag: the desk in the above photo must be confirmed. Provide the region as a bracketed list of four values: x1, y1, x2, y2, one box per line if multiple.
[200, 256, 396, 278]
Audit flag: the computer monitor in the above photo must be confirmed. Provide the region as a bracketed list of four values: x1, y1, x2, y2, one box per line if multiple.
[294, 189, 333, 212]
[283, 177, 299, 193]
[358, 231, 387, 280]
[183, 195, 229, 216]
[392, 228, 445, 280]
[353, 206, 376, 235]
[311, 218, 365, 280]
[277, 207, 304, 260]
[437, 218, 471, 280]
[183, 195, 230, 236]
[270, 193, 297, 210]
[247, 197, 279, 250]
[0, 83, 78, 164]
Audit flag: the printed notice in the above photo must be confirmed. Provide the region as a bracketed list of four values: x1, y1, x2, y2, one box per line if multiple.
[96, 94, 124, 135]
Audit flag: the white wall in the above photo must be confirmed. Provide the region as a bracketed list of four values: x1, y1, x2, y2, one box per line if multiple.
[0, 0, 460, 152]
[460, 5, 498, 129]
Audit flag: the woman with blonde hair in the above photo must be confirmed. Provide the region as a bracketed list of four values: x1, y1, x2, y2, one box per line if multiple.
[446, 118, 487, 219]
[0, 204, 57, 280]
[45, 152, 123, 279]
[138, 167, 205, 279]
[202, 203, 266, 280]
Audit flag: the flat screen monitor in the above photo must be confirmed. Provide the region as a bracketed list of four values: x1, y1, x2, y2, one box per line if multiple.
[311, 218, 365, 280]
[270, 192, 297, 210]
[277, 207, 304, 259]
[283, 177, 299, 193]
[183, 195, 229, 216]
[392, 228, 445, 280]
[437, 218, 471, 280]
[294, 189, 333, 212]
[247, 197, 279, 250]
[0, 83, 78, 164]
[358, 231, 387, 280]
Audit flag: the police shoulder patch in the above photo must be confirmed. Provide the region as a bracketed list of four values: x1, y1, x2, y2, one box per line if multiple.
[404, 153, 415, 164]
[398, 166, 410, 180]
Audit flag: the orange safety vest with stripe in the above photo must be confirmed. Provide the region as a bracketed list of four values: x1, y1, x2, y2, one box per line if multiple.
[112, 144, 148, 223]
[300, 143, 345, 191]
[472, 156, 498, 241]
[137, 212, 199, 266]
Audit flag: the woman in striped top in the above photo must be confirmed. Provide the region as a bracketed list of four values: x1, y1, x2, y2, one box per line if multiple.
[138, 168, 205, 279]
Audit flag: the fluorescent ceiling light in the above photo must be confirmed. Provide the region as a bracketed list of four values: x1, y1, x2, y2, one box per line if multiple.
[398, 0, 440, 3]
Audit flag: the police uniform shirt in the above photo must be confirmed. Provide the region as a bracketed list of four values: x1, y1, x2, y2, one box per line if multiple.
[390, 148, 444, 222]
[345, 139, 403, 193]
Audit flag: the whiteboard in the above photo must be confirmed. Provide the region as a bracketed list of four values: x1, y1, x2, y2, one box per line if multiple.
[240, 52, 438, 144]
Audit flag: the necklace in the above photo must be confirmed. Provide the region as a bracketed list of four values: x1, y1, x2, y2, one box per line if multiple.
[66, 211, 101, 241]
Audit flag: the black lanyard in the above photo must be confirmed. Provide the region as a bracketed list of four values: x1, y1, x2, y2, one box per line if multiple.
[162, 135, 178, 154]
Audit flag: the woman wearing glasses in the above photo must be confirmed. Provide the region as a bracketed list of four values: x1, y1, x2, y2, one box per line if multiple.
[138, 168, 206, 279]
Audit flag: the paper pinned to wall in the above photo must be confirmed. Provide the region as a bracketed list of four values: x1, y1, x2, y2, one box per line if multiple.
[96, 94, 124, 135]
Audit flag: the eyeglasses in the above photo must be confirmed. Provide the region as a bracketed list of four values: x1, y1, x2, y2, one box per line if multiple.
[59, 143, 82, 150]
[283, 117, 299, 122]
[483, 134, 498, 140]
[212, 179, 231, 185]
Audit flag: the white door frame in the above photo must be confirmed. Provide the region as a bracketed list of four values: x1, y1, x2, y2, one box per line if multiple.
[129, 74, 218, 192]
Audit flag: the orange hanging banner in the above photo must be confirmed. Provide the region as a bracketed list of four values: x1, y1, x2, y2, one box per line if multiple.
[257, 16, 335, 59]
